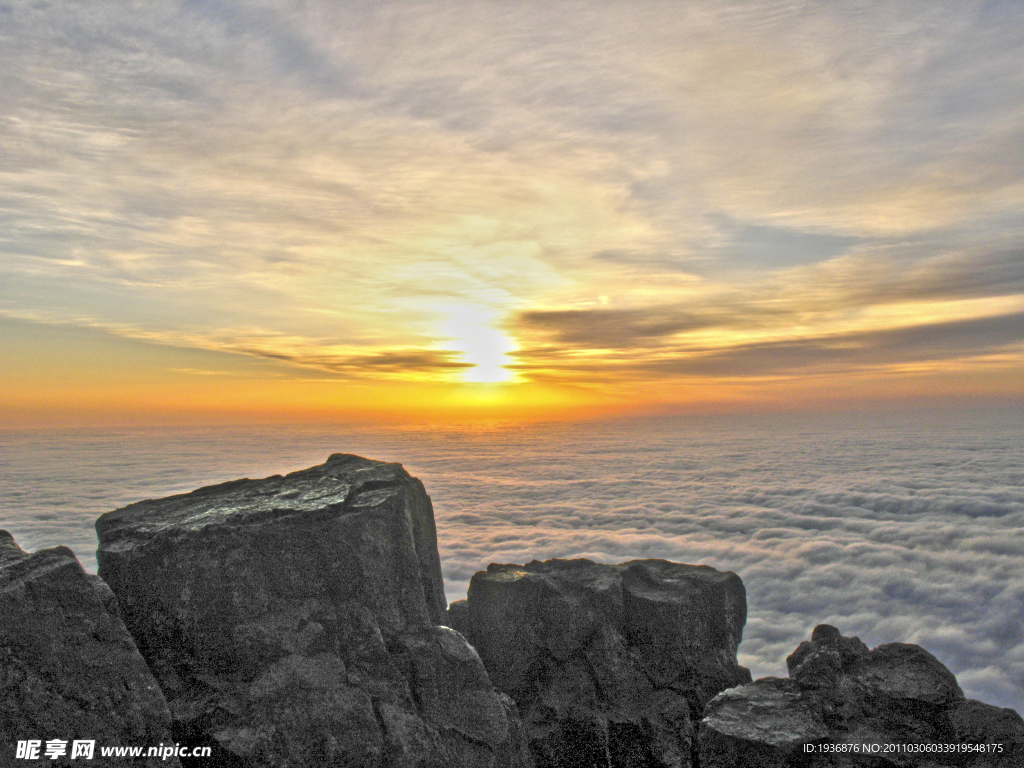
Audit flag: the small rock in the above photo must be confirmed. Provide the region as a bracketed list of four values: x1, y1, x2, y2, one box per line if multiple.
[697, 677, 829, 767]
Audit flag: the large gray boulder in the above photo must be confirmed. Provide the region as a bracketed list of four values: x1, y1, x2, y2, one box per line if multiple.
[0, 531, 179, 767]
[698, 624, 1024, 767]
[450, 558, 751, 768]
[96, 454, 532, 768]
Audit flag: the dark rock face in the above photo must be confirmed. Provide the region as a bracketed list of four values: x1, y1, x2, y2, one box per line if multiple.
[0, 531, 179, 768]
[451, 558, 751, 768]
[698, 624, 1024, 767]
[96, 454, 532, 768]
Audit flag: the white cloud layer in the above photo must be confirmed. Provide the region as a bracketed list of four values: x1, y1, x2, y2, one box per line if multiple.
[2, 411, 1022, 711]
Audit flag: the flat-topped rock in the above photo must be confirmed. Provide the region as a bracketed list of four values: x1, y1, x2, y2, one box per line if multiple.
[452, 557, 750, 768]
[0, 531, 179, 767]
[96, 454, 532, 768]
[97, 453, 446, 633]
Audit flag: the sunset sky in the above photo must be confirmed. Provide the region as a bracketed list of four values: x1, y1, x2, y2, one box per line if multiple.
[2, 0, 1023, 425]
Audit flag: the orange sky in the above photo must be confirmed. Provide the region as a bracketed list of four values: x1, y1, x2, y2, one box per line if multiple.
[2, 2, 1023, 426]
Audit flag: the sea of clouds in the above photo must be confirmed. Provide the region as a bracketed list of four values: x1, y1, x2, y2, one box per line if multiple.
[1, 410, 1021, 711]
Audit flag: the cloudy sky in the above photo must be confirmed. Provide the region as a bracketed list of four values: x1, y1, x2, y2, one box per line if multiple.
[2, 0, 1023, 424]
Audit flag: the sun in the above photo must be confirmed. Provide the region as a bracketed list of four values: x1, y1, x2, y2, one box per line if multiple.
[441, 306, 516, 384]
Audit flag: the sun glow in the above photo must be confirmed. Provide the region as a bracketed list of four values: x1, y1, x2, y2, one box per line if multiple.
[440, 306, 516, 383]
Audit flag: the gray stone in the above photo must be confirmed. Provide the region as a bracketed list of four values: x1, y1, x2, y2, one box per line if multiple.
[458, 557, 750, 768]
[698, 624, 1024, 767]
[96, 454, 532, 768]
[447, 598, 472, 638]
[0, 530, 179, 767]
[949, 699, 1024, 768]
[851, 642, 963, 706]
[697, 677, 828, 768]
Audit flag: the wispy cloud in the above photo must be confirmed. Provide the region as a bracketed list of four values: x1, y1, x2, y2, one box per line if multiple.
[514, 312, 1024, 381]
[0, 308, 470, 379]
[1, 0, 1023, 405]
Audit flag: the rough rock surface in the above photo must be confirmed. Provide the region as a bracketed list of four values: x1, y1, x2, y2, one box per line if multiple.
[0, 530, 179, 767]
[96, 454, 532, 768]
[698, 624, 1024, 767]
[450, 557, 751, 768]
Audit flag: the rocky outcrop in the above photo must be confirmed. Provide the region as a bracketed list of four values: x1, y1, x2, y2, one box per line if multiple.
[698, 624, 1024, 767]
[448, 558, 751, 768]
[95, 454, 532, 768]
[0, 530, 179, 768]
[10, 454, 1023, 768]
